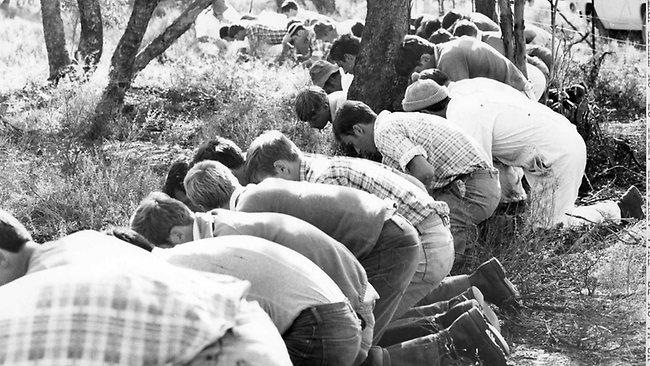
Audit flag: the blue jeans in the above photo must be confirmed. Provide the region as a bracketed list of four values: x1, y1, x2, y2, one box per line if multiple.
[360, 214, 420, 343]
[282, 301, 362, 366]
[431, 168, 501, 256]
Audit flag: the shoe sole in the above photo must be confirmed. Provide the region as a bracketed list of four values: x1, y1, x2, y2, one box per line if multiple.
[466, 308, 509, 365]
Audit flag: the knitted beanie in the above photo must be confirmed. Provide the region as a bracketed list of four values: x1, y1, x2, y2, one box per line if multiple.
[402, 74, 449, 112]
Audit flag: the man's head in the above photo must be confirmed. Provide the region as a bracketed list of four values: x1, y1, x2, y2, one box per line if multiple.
[103, 227, 155, 252]
[331, 101, 378, 156]
[428, 28, 453, 44]
[130, 192, 195, 247]
[192, 137, 247, 184]
[415, 16, 441, 40]
[452, 19, 479, 38]
[350, 21, 364, 37]
[228, 24, 246, 41]
[295, 86, 331, 129]
[286, 22, 308, 44]
[402, 77, 450, 113]
[162, 160, 193, 206]
[313, 20, 337, 42]
[441, 9, 464, 30]
[309, 60, 342, 93]
[0, 209, 37, 286]
[220, 26, 232, 41]
[184, 160, 242, 211]
[415, 68, 451, 86]
[245, 130, 302, 183]
[395, 35, 438, 76]
[280, 0, 298, 17]
[329, 34, 360, 73]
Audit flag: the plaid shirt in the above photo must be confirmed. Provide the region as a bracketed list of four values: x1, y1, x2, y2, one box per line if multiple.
[246, 23, 286, 46]
[374, 111, 493, 190]
[300, 153, 449, 231]
[1, 261, 248, 366]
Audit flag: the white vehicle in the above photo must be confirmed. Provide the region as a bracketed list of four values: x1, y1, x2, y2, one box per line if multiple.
[564, 0, 646, 40]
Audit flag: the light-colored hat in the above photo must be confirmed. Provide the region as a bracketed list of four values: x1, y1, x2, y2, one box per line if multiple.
[402, 74, 449, 111]
[310, 60, 340, 88]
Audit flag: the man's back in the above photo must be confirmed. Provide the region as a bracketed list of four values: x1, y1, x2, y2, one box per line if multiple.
[156, 235, 346, 334]
[196, 209, 376, 310]
[233, 178, 394, 258]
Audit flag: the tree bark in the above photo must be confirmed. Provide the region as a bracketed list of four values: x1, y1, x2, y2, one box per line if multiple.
[40, 0, 72, 81]
[76, 0, 103, 73]
[498, 0, 514, 61]
[89, 0, 160, 140]
[475, 0, 497, 23]
[513, 0, 527, 77]
[133, 0, 213, 73]
[311, 0, 336, 14]
[347, 0, 409, 112]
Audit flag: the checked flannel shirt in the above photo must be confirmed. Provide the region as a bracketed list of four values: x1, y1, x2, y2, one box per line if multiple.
[0, 260, 250, 366]
[246, 23, 286, 47]
[299, 153, 449, 232]
[373, 111, 493, 190]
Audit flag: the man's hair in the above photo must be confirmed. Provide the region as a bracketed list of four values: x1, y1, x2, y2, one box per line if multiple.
[295, 86, 329, 122]
[422, 97, 451, 113]
[332, 100, 377, 141]
[280, 0, 298, 13]
[228, 24, 245, 39]
[452, 19, 479, 38]
[415, 17, 441, 40]
[219, 26, 230, 39]
[329, 34, 361, 62]
[192, 137, 245, 169]
[442, 9, 464, 30]
[417, 68, 451, 86]
[313, 20, 334, 38]
[245, 130, 301, 183]
[350, 21, 364, 37]
[0, 210, 33, 253]
[129, 192, 194, 246]
[428, 28, 453, 44]
[184, 160, 240, 211]
[395, 35, 436, 76]
[162, 160, 189, 198]
[103, 227, 155, 252]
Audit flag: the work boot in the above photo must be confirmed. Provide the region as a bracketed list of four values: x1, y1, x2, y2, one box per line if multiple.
[448, 308, 509, 365]
[469, 258, 520, 308]
[402, 286, 484, 318]
[435, 299, 480, 328]
[617, 186, 645, 220]
[448, 287, 500, 332]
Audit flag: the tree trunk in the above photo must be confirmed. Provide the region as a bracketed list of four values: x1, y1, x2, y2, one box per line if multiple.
[438, 0, 444, 15]
[475, 0, 497, 23]
[89, 0, 160, 140]
[513, 0, 527, 77]
[347, 0, 409, 112]
[76, 0, 103, 73]
[311, 0, 336, 14]
[498, 0, 514, 61]
[133, 0, 213, 73]
[40, 0, 71, 81]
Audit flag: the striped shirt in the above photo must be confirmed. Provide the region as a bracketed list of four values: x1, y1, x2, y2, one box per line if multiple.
[373, 111, 493, 190]
[300, 153, 449, 231]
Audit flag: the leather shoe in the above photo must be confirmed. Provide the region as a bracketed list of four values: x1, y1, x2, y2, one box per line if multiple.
[470, 258, 520, 307]
[450, 308, 509, 365]
[618, 186, 645, 220]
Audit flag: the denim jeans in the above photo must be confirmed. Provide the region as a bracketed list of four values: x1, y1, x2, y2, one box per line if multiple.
[282, 301, 362, 366]
[392, 214, 454, 321]
[432, 167, 501, 255]
[360, 332, 450, 366]
[360, 214, 420, 343]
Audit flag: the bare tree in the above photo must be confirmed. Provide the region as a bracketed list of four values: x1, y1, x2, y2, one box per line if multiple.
[475, 0, 497, 23]
[133, 0, 213, 73]
[513, 0, 527, 77]
[90, 0, 160, 140]
[41, 0, 72, 81]
[498, 0, 527, 77]
[75, 0, 103, 73]
[347, 0, 409, 112]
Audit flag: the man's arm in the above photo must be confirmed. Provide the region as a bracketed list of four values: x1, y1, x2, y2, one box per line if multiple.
[405, 155, 437, 192]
